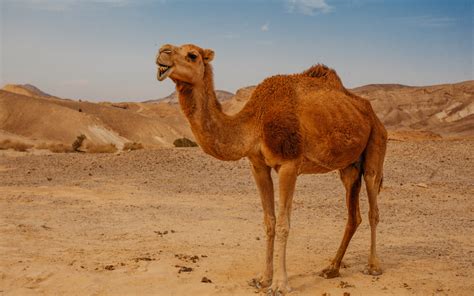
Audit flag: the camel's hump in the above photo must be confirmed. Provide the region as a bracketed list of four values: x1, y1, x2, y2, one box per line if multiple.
[300, 64, 345, 90]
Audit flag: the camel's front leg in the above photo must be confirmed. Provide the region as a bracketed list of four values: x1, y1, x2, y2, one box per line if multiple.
[269, 163, 297, 295]
[249, 161, 275, 290]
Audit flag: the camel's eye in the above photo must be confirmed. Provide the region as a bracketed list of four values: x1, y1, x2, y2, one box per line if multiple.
[187, 52, 198, 61]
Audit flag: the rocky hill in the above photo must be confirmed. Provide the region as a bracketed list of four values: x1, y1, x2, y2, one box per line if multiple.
[2, 84, 53, 98]
[352, 81, 474, 137]
[0, 85, 193, 148]
[1, 80, 472, 151]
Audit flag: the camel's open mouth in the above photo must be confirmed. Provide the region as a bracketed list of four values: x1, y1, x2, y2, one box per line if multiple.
[157, 63, 173, 81]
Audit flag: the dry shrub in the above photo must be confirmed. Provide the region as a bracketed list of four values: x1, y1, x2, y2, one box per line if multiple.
[173, 138, 198, 148]
[72, 134, 86, 152]
[36, 143, 73, 153]
[123, 142, 144, 151]
[0, 139, 33, 152]
[86, 143, 118, 153]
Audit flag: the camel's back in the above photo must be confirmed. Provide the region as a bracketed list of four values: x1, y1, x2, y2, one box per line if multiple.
[246, 68, 377, 168]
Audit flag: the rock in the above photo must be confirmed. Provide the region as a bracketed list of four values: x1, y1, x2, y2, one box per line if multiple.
[416, 183, 428, 188]
[201, 276, 212, 283]
[338, 281, 354, 288]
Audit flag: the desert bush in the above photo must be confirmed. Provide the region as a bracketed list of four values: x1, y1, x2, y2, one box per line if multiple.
[0, 139, 33, 152]
[123, 142, 144, 151]
[86, 143, 118, 153]
[72, 134, 86, 152]
[36, 143, 73, 153]
[173, 137, 198, 148]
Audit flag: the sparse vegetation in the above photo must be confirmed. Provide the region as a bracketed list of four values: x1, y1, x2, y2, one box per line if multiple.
[72, 134, 86, 152]
[123, 142, 144, 151]
[0, 139, 33, 152]
[36, 142, 73, 153]
[173, 138, 198, 148]
[86, 143, 118, 153]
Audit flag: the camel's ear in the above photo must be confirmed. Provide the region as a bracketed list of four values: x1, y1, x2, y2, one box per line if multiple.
[203, 49, 214, 63]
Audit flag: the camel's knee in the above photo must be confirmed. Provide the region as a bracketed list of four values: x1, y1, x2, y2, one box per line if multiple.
[275, 221, 290, 242]
[264, 215, 276, 238]
[369, 209, 379, 226]
[364, 172, 382, 191]
[364, 172, 376, 185]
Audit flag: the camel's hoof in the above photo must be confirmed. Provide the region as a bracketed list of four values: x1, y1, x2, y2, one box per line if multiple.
[249, 277, 272, 290]
[267, 281, 291, 295]
[266, 288, 287, 296]
[319, 267, 340, 279]
[363, 265, 383, 276]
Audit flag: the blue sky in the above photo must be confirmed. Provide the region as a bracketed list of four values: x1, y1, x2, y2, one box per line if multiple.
[1, 0, 472, 101]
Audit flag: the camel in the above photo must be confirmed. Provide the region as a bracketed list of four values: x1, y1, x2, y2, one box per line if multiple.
[156, 44, 387, 295]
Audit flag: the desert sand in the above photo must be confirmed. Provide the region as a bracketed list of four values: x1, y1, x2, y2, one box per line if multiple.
[1, 138, 473, 295]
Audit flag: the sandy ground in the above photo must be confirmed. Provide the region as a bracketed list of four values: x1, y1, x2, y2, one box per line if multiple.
[0, 139, 473, 296]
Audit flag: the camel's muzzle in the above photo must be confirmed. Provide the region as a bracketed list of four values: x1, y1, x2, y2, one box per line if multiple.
[157, 63, 173, 81]
[156, 47, 174, 81]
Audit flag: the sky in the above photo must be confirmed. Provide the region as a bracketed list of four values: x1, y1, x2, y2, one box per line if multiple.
[1, 0, 473, 101]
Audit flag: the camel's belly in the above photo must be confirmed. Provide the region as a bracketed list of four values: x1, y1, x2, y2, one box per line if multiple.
[299, 158, 333, 174]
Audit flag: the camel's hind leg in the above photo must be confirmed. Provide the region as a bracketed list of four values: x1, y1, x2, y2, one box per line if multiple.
[320, 162, 362, 279]
[363, 124, 387, 276]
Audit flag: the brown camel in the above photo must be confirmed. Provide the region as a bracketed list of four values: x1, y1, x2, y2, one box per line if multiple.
[156, 44, 387, 295]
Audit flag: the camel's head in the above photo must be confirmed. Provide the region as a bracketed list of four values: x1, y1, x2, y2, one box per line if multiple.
[156, 44, 214, 84]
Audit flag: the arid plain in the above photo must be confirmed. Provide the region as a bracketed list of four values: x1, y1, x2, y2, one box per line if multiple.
[0, 82, 473, 295]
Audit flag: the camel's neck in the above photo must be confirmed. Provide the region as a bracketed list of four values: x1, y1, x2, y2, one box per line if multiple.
[175, 66, 255, 161]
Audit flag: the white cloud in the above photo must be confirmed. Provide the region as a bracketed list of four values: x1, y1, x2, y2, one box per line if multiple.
[8, 0, 131, 11]
[261, 22, 269, 32]
[287, 0, 333, 15]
